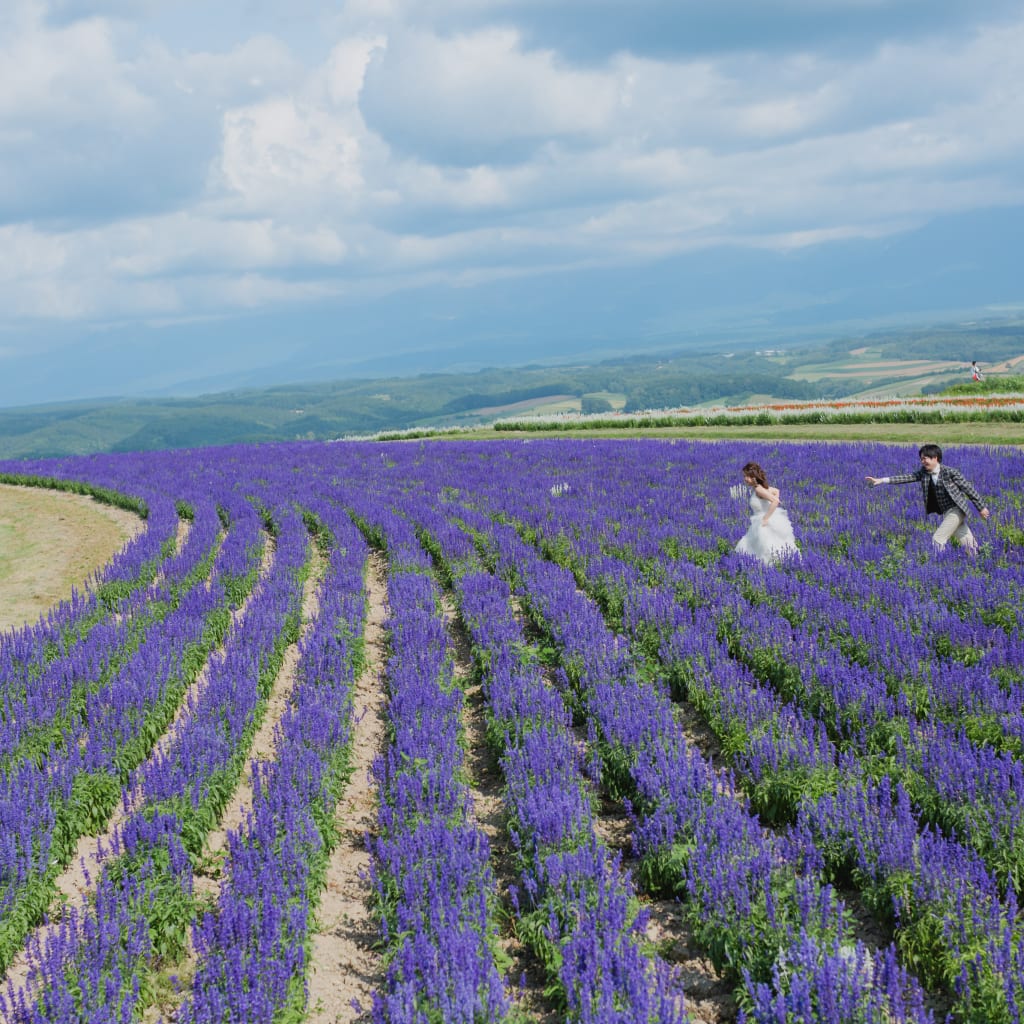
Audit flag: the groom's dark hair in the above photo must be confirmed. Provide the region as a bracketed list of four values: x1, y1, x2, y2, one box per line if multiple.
[918, 443, 943, 462]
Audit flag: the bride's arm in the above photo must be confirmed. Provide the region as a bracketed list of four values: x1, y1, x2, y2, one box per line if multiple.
[755, 484, 780, 524]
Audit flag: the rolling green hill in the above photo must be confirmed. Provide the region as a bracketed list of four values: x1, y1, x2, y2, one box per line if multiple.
[2, 317, 1022, 459]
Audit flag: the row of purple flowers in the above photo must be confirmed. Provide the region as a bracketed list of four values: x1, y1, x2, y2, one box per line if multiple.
[0, 471, 178, 680]
[0, 499, 252, 978]
[355, 500, 508, 1023]
[178, 501, 368, 1022]
[1, 500, 306, 1020]
[418, 506, 689, 1022]
[457, 504, 933, 1023]
[439, 438, 1022, 1022]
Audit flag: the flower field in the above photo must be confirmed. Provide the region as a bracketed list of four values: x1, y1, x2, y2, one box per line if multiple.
[486, 394, 1024, 433]
[1, 436, 1023, 1024]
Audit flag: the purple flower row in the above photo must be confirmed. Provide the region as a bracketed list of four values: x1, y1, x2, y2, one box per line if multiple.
[0, 506, 303, 1016]
[133, 505, 308, 823]
[463, 506, 934, 1023]
[2, 434, 1024, 1023]
[733, 551, 1024, 741]
[456, 440, 1021, 1021]
[1, 810, 193, 1024]
[0, 491, 181, 706]
[0, 497, 233, 774]
[430, 527, 690, 1024]
[363, 505, 508, 1024]
[178, 505, 368, 1023]
[648, 549, 1024, 892]
[638, 575, 1021, 1021]
[0, 508, 254, 972]
[508, 449, 1024, 915]
[530, 478, 1024, 1022]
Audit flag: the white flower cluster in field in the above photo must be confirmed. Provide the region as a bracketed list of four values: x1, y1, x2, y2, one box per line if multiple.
[338, 425, 471, 442]
[550, 482, 571, 496]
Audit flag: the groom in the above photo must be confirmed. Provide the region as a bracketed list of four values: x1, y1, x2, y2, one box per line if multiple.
[865, 443, 991, 553]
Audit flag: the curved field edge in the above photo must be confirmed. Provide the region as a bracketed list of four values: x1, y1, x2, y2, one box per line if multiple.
[0, 478, 148, 634]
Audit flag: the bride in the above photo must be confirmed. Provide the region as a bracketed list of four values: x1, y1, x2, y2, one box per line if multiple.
[734, 461, 800, 564]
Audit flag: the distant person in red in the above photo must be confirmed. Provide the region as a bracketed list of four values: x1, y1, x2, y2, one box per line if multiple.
[971, 360, 984, 381]
[865, 443, 990, 554]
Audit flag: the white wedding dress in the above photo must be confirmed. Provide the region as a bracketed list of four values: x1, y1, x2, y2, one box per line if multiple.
[735, 491, 799, 564]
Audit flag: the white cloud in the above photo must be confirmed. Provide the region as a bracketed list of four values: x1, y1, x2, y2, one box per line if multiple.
[189, 273, 342, 310]
[154, 34, 302, 104]
[0, 213, 348, 321]
[212, 36, 391, 217]
[0, 8, 307, 226]
[1, 0, 1023, 336]
[321, 34, 387, 104]
[0, 11, 147, 121]
[360, 26, 622, 156]
[219, 100, 366, 199]
[103, 215, 348, 275]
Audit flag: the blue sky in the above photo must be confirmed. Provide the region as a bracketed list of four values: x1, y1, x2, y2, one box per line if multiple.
[1, 0, 1022, 406]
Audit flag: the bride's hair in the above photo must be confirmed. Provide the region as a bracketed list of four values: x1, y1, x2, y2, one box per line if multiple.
[742, 461, 769, 487]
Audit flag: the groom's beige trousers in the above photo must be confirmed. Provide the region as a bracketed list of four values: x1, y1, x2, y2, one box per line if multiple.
[932, 509, 977, 552]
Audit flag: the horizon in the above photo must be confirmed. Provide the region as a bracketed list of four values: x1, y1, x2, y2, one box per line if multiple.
[0, 306, 1016, 416]
[2, 1, 1023, 408]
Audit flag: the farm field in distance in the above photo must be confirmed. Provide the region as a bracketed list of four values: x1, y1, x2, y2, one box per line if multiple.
[1, 434, 1023, 1023]
[2, 316, 1022, 458]
[444, 419, 1024, 445]
[782, 350, 1024, 399]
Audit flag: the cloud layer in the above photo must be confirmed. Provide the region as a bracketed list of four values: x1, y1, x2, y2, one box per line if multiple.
[1, 0, 1022, 401]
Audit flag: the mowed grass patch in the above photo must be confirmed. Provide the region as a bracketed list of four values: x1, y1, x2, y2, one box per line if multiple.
[0, 484, 144, 632]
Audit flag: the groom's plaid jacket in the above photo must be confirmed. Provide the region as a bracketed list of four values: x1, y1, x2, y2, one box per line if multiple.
[886, 465, 985, 518]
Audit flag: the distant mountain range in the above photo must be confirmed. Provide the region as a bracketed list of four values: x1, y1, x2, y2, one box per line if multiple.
[1, 317, 1021, 460]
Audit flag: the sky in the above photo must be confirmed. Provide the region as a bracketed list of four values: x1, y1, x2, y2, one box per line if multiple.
[1, 0, 1023, 407]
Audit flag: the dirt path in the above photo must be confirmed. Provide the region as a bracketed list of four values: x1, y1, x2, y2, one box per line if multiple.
[197, 539, 324, 867]
[439, 594, 560, 1022]
[571, 722, 737, 1023]
[305, 551, 388, 1024]
[0, 484, 144, 633]
[131, 531, 274, 799]
[137, 540, 327, 1022]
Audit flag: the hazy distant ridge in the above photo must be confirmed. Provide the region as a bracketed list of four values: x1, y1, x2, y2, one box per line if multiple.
[1, 319, 1021, 459]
